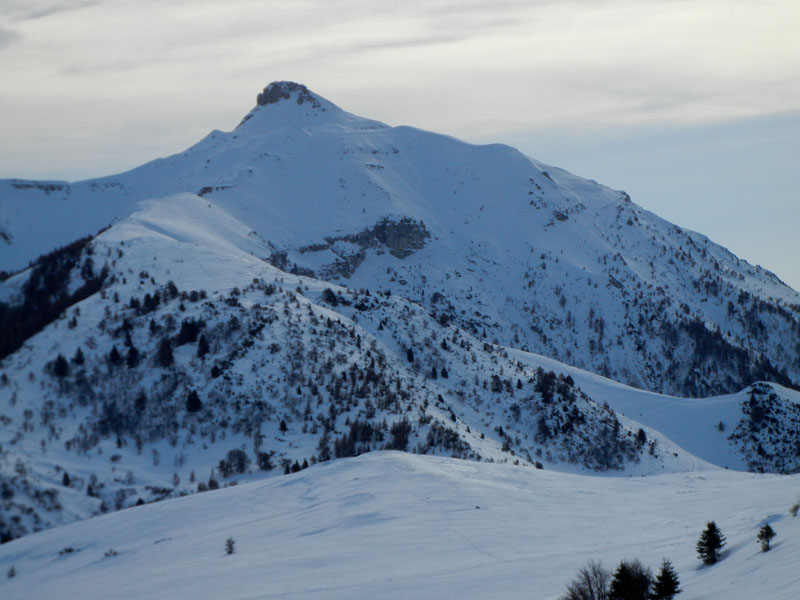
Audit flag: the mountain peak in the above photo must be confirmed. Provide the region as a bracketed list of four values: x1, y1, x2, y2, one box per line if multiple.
[256, 81, 321, 108]
[236, 81, 387, 131]
[235, 81, 340, 129]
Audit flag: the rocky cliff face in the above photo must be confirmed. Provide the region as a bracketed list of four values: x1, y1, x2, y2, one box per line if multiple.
[256, 81, 321, 107]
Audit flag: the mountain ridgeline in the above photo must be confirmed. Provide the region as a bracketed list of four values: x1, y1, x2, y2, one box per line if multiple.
[2, 82, 800, 543]
[2, 82, 797, 398]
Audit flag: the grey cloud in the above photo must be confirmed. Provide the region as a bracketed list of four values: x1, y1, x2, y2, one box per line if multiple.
[3, 0, 104, 20]
[0, 27, 20, 49]
[333, 33, 469, 56]
[59, 54, 161, 76]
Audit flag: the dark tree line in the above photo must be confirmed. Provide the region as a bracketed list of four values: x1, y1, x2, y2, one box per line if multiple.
[0, 236, 107, 360]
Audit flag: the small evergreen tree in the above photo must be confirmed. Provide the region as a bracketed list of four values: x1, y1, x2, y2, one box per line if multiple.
[126, 345, 139, 368]
[389, 419, 411, 450]
[52, 353, 70, 378]
[71, 346, 85, 365]
[157, 337, 173, 367]
[107, 345, 122, 366]
[650, 559, 681, 600]
[186, 389, 202, 413]
[197, 334, 209, 358]
[257, 451, 274, 471]
[696, 521, 726, 565]
[321, 288, 338, 306]
[134, 391, 147, 414]
[757, 523, 776, 552]
[608, 559, 651, 600]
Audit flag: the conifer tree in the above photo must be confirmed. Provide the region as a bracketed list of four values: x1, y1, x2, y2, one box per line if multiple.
[608, 559, 651, 600]
[157, 337, 173, 367]
[757, 523, 776, 552]
[107, 345, 122, 366]
[134, 391, 147, 414]
[197, 334, 209, 358]
[186, 389, 202, 413]
[126, 345, 139, 368]
[696, 521, 726, 565]
[52, 353, 69, 378]
[71, 346, 85, 365]
[650, 559, 681, 600]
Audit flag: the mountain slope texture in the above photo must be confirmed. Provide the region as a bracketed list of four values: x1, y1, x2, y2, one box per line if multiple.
[1, 82, 800, 547]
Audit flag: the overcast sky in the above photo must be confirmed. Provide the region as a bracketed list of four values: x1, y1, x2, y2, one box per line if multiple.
[1, 0, 799, 288]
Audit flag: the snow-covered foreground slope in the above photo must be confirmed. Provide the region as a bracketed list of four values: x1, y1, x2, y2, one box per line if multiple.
[2, 82, 799, 397]
[2, 452, 799, 600]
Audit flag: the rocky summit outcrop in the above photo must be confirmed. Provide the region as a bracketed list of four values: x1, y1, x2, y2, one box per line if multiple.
[256, 81, 321, 108]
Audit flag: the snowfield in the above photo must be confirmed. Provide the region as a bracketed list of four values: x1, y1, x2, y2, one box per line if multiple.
[2, 452, 799, 600]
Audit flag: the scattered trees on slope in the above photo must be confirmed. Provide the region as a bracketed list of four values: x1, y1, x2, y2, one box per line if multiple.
[0, 235, 107, 360]
[608, 559, 651, 600]
[757, 523, 776, 552]
[561, 559, 681, 600]
[696, 521, 726, 565]
[650, 560, 681, 600]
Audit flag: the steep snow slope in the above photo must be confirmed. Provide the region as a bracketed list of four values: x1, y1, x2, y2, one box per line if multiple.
[1, 82, 798, 396]
[0, 193, 700, 542]
[4, 193, 800, 546]
[2, 452, 799, 600]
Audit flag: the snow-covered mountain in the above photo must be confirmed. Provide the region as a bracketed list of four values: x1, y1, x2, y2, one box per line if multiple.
[2, 82, 800, 546]
[2, 187, 800, 544]
[2, 82, 798, 397]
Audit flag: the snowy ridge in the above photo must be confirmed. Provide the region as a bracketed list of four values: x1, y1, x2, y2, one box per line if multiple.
[1, 82, 799, 396]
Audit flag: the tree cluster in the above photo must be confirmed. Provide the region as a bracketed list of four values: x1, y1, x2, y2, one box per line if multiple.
[561, 559, 680, 600]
